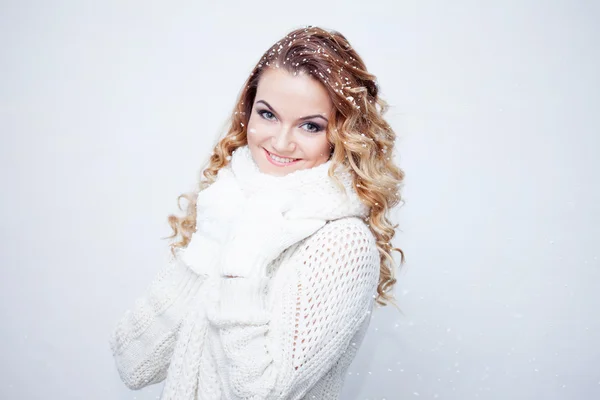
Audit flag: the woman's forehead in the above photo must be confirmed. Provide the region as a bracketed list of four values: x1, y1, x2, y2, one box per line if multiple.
[255, 68, 333, 116]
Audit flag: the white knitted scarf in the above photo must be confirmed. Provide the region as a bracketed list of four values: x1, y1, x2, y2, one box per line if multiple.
[179, 144, 369, 277]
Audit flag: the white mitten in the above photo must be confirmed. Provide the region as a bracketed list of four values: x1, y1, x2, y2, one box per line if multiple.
[196, 168, 246, 226]
[179, 231, 221, 277]
[180, 168, 246, 277]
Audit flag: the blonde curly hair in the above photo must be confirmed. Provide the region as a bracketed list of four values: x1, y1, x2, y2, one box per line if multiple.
[167, 26, 405, 307]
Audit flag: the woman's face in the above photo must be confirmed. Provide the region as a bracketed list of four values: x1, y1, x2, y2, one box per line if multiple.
[246, 67, 334, 177]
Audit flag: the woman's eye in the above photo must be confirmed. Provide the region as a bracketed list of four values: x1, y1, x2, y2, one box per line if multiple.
[258, 110, 276, 121]
[303, 122, 322, 133]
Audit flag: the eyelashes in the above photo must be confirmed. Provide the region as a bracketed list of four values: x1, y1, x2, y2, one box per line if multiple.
[257, 109, 277, 121]
[256, 109, 324, 133]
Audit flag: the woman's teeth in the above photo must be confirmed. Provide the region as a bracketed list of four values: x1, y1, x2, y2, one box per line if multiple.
[269, 152, 297, 163]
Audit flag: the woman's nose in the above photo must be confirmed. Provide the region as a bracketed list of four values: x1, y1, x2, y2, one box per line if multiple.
[272, 127, 295, 153]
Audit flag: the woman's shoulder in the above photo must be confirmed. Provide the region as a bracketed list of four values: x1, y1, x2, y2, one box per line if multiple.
[317, 216, 376, 244]
[285, 216, 380, 289]
[297, 216, 379, 262]
[270, 216, 380, 293]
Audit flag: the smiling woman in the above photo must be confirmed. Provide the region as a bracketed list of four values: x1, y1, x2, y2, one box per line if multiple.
[109, 25, 405, 400]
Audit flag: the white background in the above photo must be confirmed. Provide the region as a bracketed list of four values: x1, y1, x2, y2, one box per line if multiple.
[1, 0, 598, 399]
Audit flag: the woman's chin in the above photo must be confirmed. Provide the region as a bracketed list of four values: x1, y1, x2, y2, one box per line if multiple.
[260, 164, 297, 176]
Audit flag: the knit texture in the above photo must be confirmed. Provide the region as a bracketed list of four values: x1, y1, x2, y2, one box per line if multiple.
[109, 145, 381, 399]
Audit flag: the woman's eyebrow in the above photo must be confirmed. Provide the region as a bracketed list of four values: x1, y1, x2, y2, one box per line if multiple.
[255, 100, 329, 123]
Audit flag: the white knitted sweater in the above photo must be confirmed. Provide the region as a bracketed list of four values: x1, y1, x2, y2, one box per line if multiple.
[109, 145, 381, 399]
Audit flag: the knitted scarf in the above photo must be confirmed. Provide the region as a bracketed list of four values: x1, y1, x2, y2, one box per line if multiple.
[180, 144, 369, 277]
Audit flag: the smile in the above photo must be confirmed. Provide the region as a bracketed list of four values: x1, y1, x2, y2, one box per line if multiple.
[263, 148, 301, 166]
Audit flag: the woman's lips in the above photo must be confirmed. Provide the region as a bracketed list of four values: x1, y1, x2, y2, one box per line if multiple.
[263, 148, 301, 166]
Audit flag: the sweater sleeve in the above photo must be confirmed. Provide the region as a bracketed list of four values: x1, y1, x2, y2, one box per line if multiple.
[108, 249, 207, 390]
[206, 218, 380, 399]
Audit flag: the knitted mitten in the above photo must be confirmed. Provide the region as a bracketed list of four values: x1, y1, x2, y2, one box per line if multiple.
[180, 169, 246, 277]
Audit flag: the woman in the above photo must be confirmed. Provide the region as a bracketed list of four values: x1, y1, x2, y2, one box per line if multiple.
[109, 25, 405, 399]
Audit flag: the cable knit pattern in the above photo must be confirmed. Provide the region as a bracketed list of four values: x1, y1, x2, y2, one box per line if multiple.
[109, 251, 208, 390]
[109, 145, 380, 399]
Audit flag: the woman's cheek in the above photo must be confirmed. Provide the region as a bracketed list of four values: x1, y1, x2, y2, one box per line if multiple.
[253, 121, 274, 137]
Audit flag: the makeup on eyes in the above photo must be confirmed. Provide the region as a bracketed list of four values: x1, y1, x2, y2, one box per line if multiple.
[255, 106, 325, 133]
